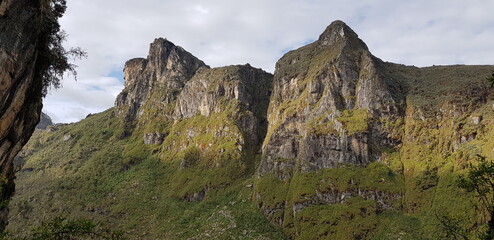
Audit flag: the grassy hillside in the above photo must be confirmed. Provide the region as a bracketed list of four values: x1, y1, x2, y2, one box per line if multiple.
[7, 109, 286, 239]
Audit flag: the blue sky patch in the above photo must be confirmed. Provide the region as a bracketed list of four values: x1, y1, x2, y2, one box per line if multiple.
[108, 67, 124, 83]
[87, 85, 104, 91]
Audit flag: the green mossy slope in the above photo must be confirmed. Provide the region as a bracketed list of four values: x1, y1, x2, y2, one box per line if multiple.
[7, 109, 286, 239]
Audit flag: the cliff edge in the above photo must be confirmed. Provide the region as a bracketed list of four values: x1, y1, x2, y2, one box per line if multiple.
[0, 0, 45, 228]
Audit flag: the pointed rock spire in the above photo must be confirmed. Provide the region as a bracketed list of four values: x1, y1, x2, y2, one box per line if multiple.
[318, 20, 368, 50]
[115, 38, 208, 123]
[260, 20, 400, 178]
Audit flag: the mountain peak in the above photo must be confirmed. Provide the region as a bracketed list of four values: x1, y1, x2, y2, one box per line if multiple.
[148, 38, 176, 55]
[318, 20, 368, 50]
[115, 38, 207, 122]
[36, 112, 53, 130]
[147, 38, 206, 71]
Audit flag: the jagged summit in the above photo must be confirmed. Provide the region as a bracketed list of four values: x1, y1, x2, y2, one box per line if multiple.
[117, 22, 369, 124]
[115, 38, 208, 122]
[148, 38, 191, 56]
[114, 37, 274, 156]
[261, 20, 401, 178]
[317, 20, 369, 50]
[35, 112, 53, 130]
[150, 37, 175, 51]
[146, 38, 208, 78]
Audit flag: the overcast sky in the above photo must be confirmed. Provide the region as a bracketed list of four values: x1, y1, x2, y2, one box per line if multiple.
[43, 0, 494, 123]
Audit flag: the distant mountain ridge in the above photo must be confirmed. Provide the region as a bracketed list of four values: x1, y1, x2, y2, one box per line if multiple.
[36, 112, 53, 130]
[7, 20, 494, 239]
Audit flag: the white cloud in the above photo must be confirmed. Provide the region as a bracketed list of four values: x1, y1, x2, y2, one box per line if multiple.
[43, 0, 494, 123]
[43, 77, 123, 123]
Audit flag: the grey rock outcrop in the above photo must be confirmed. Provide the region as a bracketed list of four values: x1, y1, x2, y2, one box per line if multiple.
[259, 20, 403, 178]
[174, 64, 272, 147]
[0, 0, 45, 228]
[115, 38, 273, 153]
[143, 132, 165, 145]
[7, 17, 494, 238]
[115, 38, 208, 123]
[36, 112, 53, 130]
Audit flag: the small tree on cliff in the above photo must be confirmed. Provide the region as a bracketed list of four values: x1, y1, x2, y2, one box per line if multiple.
[38, 0, 86, 96]
[487, 72, 494, 88]
[437, 155, 494, 240]
[457, 155, 494, 240]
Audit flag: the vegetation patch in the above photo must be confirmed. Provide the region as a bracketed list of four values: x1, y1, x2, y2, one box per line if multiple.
[254, 162, 404, 238]
[336, 108, 371, 135]
[306, 112, 337, 135]
[293, 198, 378, 240]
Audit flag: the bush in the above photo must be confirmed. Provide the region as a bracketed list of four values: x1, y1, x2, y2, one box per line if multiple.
[2, 217, 123, 240]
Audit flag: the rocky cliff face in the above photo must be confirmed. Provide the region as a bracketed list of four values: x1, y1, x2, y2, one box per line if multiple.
[115, 38, 208, 123]
[174, 64, 272, 148]
[113, 38, 273, 201]
[0, 0, 45, 228]
[115, 37, 273, 149]
[259, 21, 402, 179]
[252, 21, 494, 238]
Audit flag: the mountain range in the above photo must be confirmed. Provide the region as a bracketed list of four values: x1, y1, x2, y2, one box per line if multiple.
[7, 20, 494, 239]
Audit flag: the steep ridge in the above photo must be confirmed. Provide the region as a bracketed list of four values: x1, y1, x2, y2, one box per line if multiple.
[259, 20, 402, 176]
[7, 20, 494, 239]
[155, 63, 272, 201]
[114, 39, 273, 200]
[253, 20, 407, 238]
[173, 64, 272, 149]
[115, 38, 208, 123]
